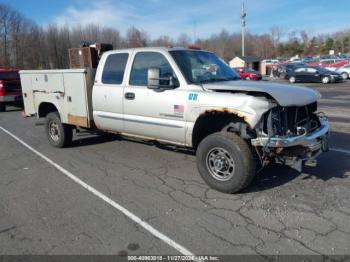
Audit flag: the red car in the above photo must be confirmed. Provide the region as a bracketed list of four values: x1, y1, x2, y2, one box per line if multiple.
[235, 67, 262, 81]
[0, 69, 22, 112]
[307, 59, 350, 70]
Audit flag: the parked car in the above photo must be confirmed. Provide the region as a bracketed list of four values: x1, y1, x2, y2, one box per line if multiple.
[302, 57, 318, 63]
[261, 59, 279, 65]
[290, 57, 302, 63]
[235, 67, 262, 80]
[335, 64, 350, 79]
[276, 63, 303, 79]
[337, 54, 350, 60]
[288, 66, 343, 84]
[308, 59, 350, 71]
[0, 69, 22, 112]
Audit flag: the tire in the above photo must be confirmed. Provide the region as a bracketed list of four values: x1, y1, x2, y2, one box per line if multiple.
[45, 112, 73, 148]
[245, 77, 251, 81]
[341, 72, 349, 80]
[0, 103, 5, 112]
[322, 76, 330, 84]
[196, 132, 256, 193]
[289, 76, 296, 83]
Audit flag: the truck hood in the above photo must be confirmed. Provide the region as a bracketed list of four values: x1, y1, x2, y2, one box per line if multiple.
[203, 80, 321, 107]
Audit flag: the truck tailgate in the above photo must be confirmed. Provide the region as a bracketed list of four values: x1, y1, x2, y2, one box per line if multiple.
[3, 80, 21, 92]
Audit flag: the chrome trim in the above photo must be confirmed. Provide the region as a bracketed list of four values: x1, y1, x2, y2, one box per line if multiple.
[97, 114, 123, 121]
[97, 114, 184, 129]
[251, 117, 330, 148]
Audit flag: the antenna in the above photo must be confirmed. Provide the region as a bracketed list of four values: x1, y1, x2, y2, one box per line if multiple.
[241, 0, 246, 57]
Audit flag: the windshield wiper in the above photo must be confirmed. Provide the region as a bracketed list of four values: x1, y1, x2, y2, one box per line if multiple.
[198, 77, 230, 83]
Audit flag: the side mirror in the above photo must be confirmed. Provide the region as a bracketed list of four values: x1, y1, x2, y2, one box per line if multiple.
[147, 67, 179, 90]
[147, 67, 160, 89]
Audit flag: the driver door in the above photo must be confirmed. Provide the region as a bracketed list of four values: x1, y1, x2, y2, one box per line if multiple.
[294, 67, 306, 82]
[123, 51, 187, 144]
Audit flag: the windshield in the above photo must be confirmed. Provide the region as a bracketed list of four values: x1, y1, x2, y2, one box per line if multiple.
[169, 50, 240, 84]
[0, 71, 19, 80]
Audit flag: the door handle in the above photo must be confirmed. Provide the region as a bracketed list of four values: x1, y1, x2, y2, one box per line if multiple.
[125, 92, 135, 100]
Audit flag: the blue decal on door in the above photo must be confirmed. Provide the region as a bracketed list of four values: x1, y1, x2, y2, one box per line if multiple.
[188, 93, 198, 101]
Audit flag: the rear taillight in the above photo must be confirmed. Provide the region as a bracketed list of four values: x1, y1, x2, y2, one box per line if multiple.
[0, 81, 5, 96]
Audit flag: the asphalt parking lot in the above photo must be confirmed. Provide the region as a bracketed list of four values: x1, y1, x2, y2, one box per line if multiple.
[0, 80, 350, 259]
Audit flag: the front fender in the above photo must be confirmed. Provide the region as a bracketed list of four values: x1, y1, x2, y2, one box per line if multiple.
[187, 95, 274, 128]
[184, 94, 276, 147]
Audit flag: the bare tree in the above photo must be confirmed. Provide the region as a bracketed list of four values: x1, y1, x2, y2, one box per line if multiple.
[270, 26, 284, 56]
[300, 30, 309, 55]
[152, 35, 173, 47]
[1, 2, 350, 70]
[0, 4, 12, 67]
[126, 26, 148, 48]
[176, 33, 191, 47]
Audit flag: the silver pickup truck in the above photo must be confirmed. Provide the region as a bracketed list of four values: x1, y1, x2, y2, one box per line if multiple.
[20, 47, 330, 193]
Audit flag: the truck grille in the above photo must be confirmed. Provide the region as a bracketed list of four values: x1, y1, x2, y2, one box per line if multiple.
[264, 102, 320, 137]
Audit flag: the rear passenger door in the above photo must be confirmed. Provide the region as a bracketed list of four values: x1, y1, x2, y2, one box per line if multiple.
[92, 52, 130, 132]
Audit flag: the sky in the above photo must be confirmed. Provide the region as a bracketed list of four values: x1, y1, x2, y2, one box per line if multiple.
[2, 0, 350, 40]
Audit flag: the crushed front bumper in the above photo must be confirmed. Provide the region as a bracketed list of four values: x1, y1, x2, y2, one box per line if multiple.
[251, 116, 330, 155]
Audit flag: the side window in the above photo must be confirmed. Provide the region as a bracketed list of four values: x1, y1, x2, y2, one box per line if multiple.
[295, 68, 305, 73]
[130, 52, 175, 86]
[102, 53, 129, 85]
[307, 68, 317, 73]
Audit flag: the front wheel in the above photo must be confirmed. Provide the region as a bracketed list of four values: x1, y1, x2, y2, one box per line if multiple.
[289, 76, 296, 83]
[341, 72, 349, 80]
[322, 76, 330, 84]
[45, 112, 73, 148]
[196, 132, 256, 193]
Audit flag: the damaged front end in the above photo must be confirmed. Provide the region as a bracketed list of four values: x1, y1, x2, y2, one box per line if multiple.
[251, 102, 330, 172]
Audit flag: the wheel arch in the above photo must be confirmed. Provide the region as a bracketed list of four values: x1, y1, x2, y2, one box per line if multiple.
[191, 109, 255, 149]
[38, 102, 60, 118]
[341, 71, 349, 78]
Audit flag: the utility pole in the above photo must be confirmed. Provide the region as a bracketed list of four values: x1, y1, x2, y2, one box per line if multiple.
[241, 0, 246, 57]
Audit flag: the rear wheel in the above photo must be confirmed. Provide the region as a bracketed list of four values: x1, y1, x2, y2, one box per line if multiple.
[322, 76, 330, 84]
[245, 77, 251, 81]
[196, 132, 256, 193]
[0, 103, 5, 112]
[45, 112, 73, 148]
[341, 72, 349, 80]
[289, 76, 296, 83]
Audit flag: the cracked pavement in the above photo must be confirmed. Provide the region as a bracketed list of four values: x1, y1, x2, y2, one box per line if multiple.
[0, 81, 350, 258]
